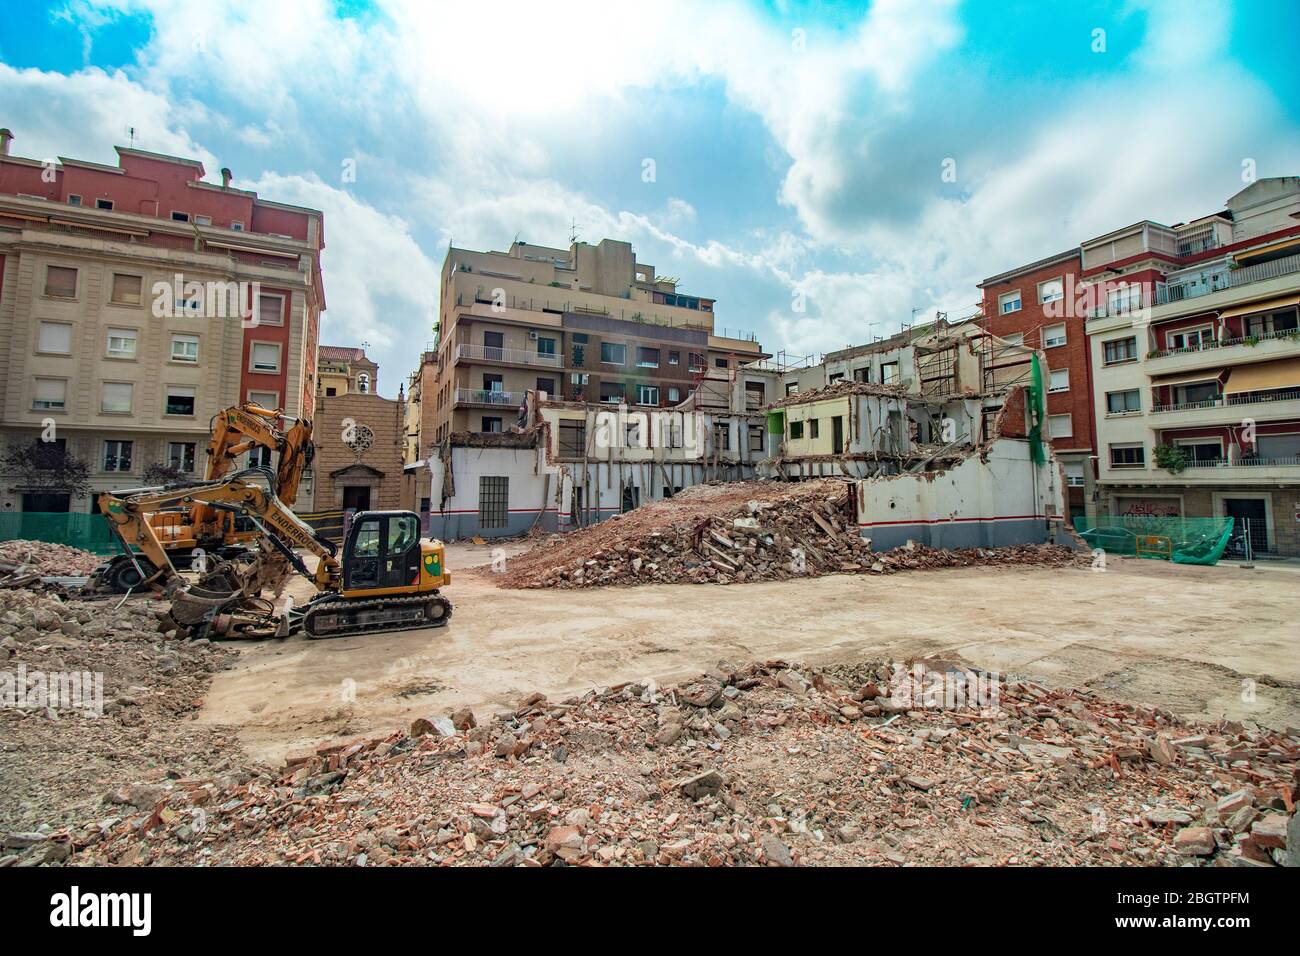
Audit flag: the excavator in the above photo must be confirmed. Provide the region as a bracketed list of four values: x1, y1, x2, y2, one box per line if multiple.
[89, 402, 314, 593]
[97, 468, 452, 640]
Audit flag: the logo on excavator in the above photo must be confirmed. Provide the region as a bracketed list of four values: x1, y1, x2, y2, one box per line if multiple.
[423, 553, 440, 577]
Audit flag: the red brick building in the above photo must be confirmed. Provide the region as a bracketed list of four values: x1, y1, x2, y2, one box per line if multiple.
[978, 249, 1094, 520]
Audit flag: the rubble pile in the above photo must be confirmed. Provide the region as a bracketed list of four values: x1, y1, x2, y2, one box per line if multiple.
[499, 479, 1082, 589]
[35, 658, 1297, 868]
[0, 540, 102, 586]
[0, 588, 238, 842]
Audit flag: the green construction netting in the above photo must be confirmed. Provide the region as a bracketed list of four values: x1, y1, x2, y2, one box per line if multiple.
[0, 512, 119, 555]
[1073, 515, 1235, 565]
[767, 410, 785, 435]
[1028, 353, 1046, 465]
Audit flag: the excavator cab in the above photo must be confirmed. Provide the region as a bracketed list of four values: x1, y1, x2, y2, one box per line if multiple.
[343, 511, 423, 592]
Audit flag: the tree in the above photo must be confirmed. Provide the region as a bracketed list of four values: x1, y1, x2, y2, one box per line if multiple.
[0, 439, 92, 497]
[143, 462, 189, 485]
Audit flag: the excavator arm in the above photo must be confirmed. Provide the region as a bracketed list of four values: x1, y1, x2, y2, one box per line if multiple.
[99, 469, 341, 637]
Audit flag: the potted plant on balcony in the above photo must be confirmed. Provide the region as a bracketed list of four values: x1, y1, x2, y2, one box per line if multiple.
[1153, 443, 1190, 474]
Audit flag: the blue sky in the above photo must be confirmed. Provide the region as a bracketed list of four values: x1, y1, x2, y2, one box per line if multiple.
[1, 0, 1297, 396]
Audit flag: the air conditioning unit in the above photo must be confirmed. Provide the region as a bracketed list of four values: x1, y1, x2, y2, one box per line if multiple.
[528, 331, 538, 340]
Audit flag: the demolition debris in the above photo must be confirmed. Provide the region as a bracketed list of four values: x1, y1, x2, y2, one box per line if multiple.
[0, 540, 102, 587]
[498, 479, 1082, 589]
[18, 657, 1294, 868]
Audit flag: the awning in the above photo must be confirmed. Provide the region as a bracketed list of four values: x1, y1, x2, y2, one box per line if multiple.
[1217, 294, 1300, 320]
[1223, 357, 1300, 395]
[1150, 370, 1224, 388]
[1233, 236, 1300, 262]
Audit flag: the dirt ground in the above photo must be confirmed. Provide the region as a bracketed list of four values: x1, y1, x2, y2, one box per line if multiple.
[196, 542, 1300, 763]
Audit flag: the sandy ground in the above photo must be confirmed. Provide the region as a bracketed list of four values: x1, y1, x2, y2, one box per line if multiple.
[197, 542, 1300, 762]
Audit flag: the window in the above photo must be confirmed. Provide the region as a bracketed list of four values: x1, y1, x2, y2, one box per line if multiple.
[1043, 323, 1066, 348]
[105, 327, 137, 359]
[248, 446, 273, 469]
[852, 367, 870, 383]
[714, 358, 728, 368]
[257, 294, 284, 326]
[536, 377, 556, 397]
[249, 390, 278, 409]
[1167, 326, 1214, 351]
[1106, 389, 1141, 414]
[1002, 332, 1024, 347]
[231, 221, 244, 231]
[668, 386, 681, 403]
[67, 194, 82, 206]
[479, 476, 509, 529]
[95, 198, 113, 211]
[536, 336, 557, 357]
[668, 351, 680, 365]
[110, 273, 142, 305]
[713, 422, 730, 451]
[558, 419, 586, 457]
[251, 342, 281, 372]
[635, 384, 659, 405]
[1048, 368, 1069, 392]
[101, 382, 133, 413]
[1064, 463, 1085, 487]
[483, 373, 504, 394]
[481, 417, 503, 433]
[1109, 444, 1145, 468]
[167, 442, 196, 473]
[636, 347, 659, 368]
[103, 440, 133, 472]
[809, 419, 820, 439]
[45, 266, 77, 298]
[1048, 414, 1073, 438]
[170, 333, 199, 363]
[326, 387, 337, 397]
[828, 372, 845, 383]
[1173, 380, 1219, 406]
[1174, 439, 1222, 463]
[571, 343, 586, 367]
[999, 290, 1021, 314]
[785, 382, 799, 395]
[600, 342, 626, 365]
[171, 211, 190, 222]
[1107, 283, 1142, 315]
[165, 385, 196, 416]
[789, 420, 804, 439]
[881, 362, 899, 385]
[37, 321, 72, 354]
[1103, 336, 1137, 365]
[688, 352, 705, 371]
[748, 424, 764, 452]
[194, 215, 212, 226]
[599, 381, 624, 404]
[1038, 278, 1064, 304]
[357, 372, 370, 394]
[33, 378, 66, 411]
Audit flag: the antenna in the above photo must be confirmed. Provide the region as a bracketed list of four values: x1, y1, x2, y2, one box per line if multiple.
[128, 126, 136, 147]
[569, 218, 580, 244]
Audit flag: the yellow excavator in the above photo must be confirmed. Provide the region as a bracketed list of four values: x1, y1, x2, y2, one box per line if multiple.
[97, 468, 452, 640]
[89, 402, 314, 593]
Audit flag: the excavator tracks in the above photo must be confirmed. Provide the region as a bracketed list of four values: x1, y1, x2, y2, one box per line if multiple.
[302, 591, 452, 640]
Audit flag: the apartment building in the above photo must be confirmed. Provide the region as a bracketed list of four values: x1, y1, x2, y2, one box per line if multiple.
[318, 345, 378, 397]
[0, 127, 325, 513]
[978, 249, 1094, 521]
[1084, 176, 1300, 557]
[413, 237, 767, 455]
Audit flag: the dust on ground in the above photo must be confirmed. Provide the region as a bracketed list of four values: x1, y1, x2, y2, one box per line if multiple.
[197, 549, 1300, 764]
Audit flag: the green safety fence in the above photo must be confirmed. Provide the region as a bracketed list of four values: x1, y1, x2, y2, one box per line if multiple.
[1073, 515, 1235, 565]
[0, 511, 120, 554]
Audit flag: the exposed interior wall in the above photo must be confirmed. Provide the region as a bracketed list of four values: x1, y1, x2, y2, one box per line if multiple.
[856, 437, 1067, 551]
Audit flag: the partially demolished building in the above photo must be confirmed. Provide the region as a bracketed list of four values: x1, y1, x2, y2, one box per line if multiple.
[403, 314, 1069, 551]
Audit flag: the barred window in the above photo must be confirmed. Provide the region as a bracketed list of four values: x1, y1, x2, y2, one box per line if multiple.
[479, 476, 509, 529]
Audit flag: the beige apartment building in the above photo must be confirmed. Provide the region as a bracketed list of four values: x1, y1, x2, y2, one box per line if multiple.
[409, 238, 767, 460]
[0, 131, 324, 513]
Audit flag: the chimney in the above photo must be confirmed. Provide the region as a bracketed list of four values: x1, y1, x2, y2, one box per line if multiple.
[221, 167, 232, 188]
[0, 129, 12, 157]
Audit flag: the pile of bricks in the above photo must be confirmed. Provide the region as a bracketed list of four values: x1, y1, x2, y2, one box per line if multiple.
[498, 479, 1082, 589]
[42, 658, 1297, 868]
[0, 541, 102, 586]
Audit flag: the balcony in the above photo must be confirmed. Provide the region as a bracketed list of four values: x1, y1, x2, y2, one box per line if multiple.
[1145, 326, 1300, 374]
[1149, 390, 1300, 427]
[454, 388, 522, 408]
[1155, 252, 1300, 306]
[455, 343, 561, 368]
